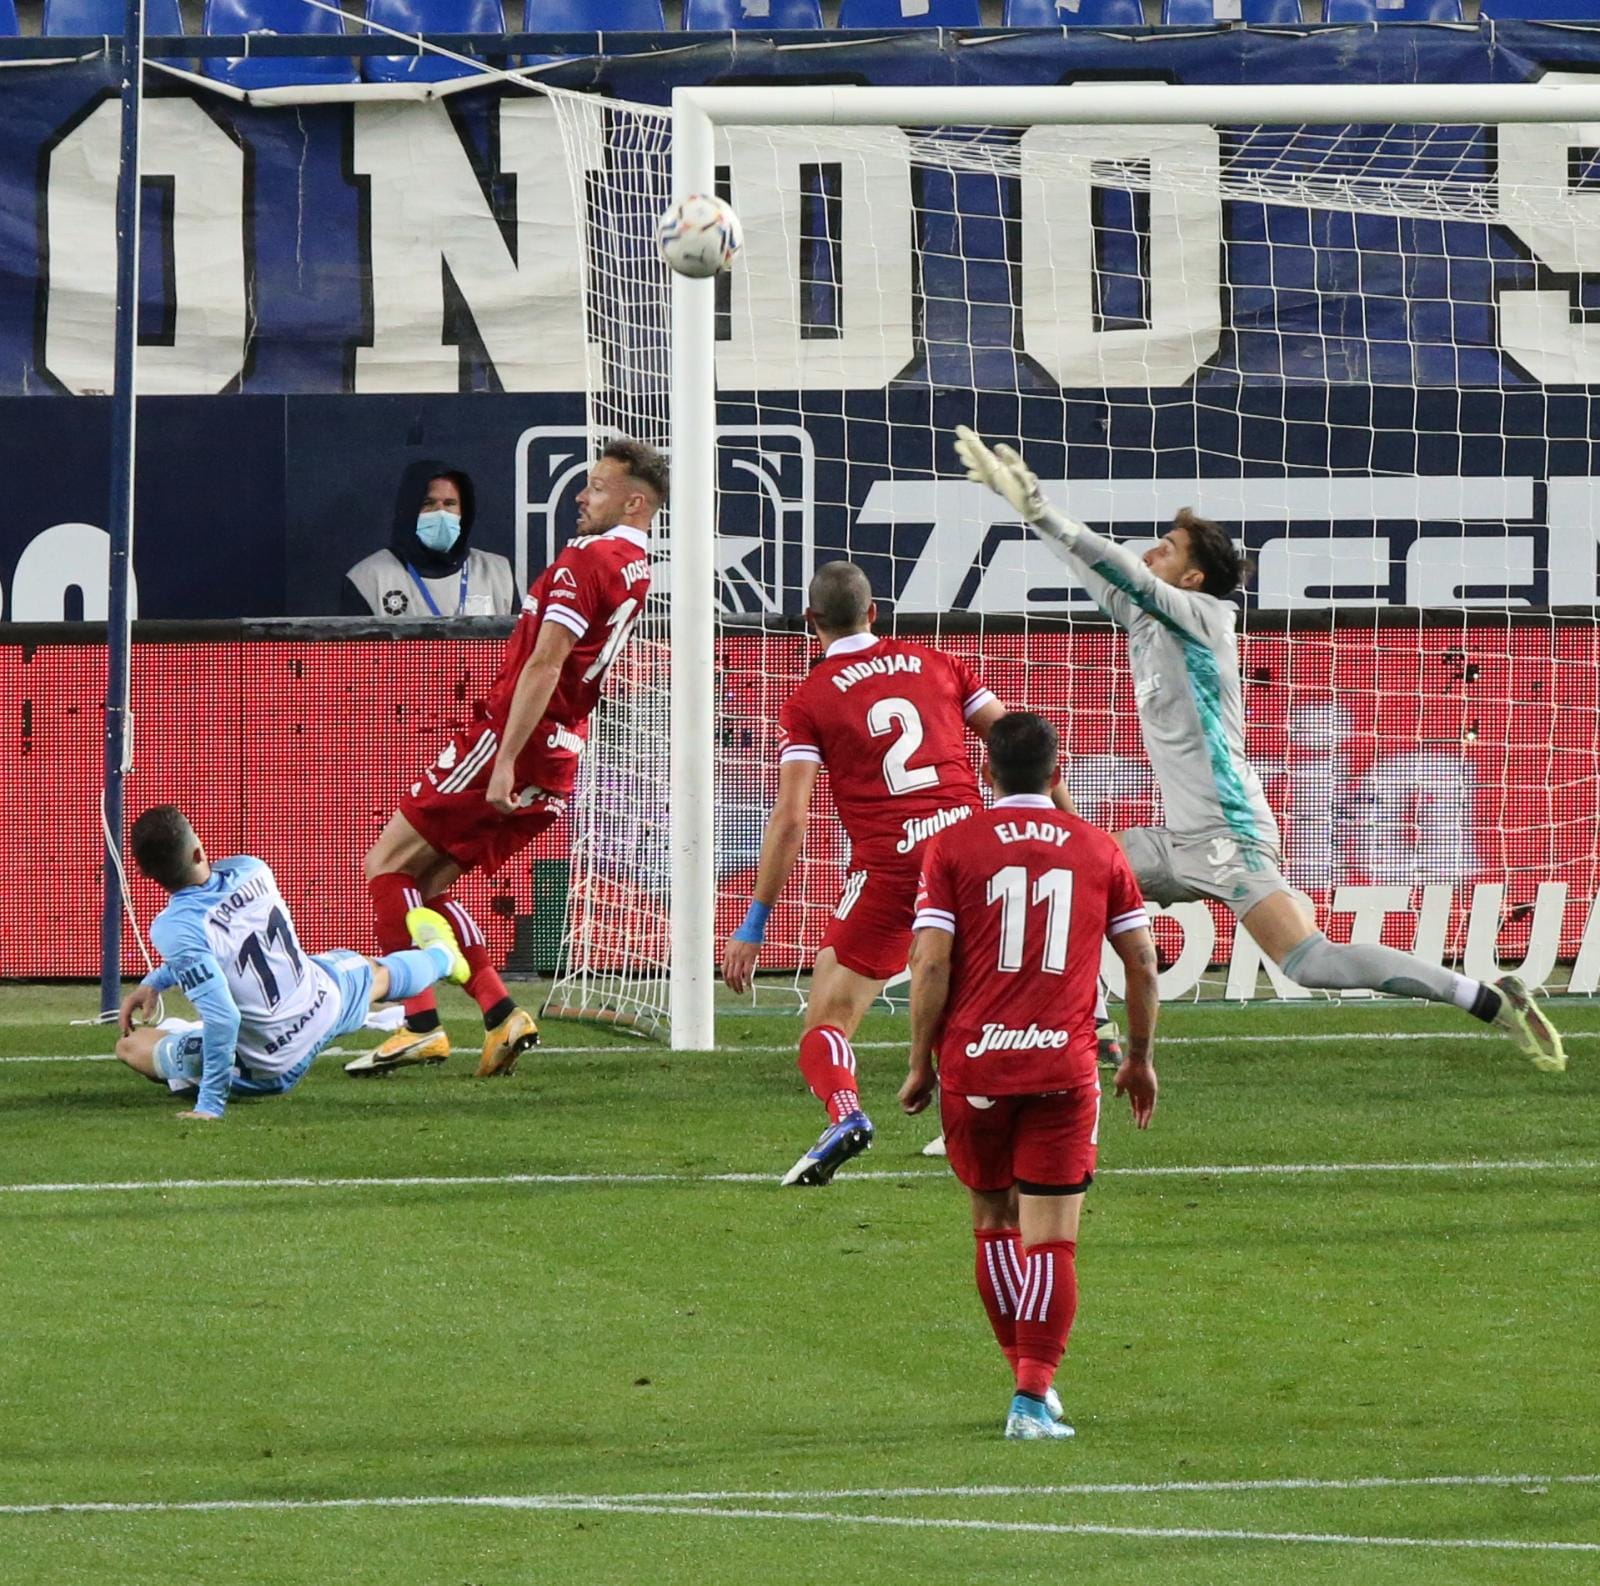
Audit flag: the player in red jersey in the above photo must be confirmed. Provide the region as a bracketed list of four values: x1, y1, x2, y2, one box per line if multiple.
[347, 439, 665, 1079]
[721, 560, 1079, 1187]
[901, 711, 1159, 1440]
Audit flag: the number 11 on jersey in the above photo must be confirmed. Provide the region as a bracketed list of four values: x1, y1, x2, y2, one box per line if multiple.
[986, 865, 1074, 975]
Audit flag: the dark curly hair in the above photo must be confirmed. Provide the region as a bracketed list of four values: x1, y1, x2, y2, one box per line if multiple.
[1176, 508, 1253, 599]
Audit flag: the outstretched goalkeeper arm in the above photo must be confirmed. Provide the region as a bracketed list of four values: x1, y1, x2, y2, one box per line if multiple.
[953, 426, 1212, 640]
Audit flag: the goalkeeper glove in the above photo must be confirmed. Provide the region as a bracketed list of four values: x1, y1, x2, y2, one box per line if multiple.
[953, 425, 1081, 552]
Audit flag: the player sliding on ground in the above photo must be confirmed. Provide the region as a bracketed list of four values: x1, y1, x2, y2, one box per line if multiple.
[952, 426, 1566, 1072]
[115, 805, 469, 1120]
[901, 711, 1159, 1440]
[722, 560, 1116, 1187]
[350, 439, 666, 1080]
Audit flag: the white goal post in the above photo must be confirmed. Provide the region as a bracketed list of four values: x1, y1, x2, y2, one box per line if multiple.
[667, 82, 1600, 1051]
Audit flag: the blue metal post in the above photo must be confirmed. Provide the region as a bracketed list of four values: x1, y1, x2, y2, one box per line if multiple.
[100, 0, 145, 1017]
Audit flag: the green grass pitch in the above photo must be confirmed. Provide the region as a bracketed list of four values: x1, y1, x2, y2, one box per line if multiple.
[2, 983, 1597, 1585]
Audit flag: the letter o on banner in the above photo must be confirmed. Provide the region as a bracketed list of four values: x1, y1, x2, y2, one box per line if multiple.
[11, 523, 138, 621]
[1099, 900, 1216, 1001]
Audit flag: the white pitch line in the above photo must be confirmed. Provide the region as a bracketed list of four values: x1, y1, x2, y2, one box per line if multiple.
[514, 1501, 1600, 1552]
[5, 1028, 1598, 1065]
[0, 1491, 1593, 1553]
[605, 1471, 1600, 1502]
[2, 1156, 1598, 1197]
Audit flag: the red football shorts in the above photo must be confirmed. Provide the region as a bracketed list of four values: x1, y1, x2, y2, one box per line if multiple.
[399, 722, 569, 876]
[939, 1081, 1102, 1195]
[819, 864, 920, 982]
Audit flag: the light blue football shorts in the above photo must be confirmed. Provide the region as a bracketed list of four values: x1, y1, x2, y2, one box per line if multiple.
[152, 951, 375, 1096]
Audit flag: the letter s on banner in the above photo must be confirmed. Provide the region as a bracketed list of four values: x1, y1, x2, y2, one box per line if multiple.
[44, 98, 246, 396]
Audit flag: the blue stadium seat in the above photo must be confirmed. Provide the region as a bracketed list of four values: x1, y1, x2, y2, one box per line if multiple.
[838, 0, 982, 25]
[683, 0, 824, 27]
[1162, 0, 1303, 20]
[0, 0, 17, 32]
[1004, 0, 1144, 20]
[44, 0, 184, 29]
[525, 0, 667, 27]
[203, 0, 358, 86]
[1480, 0, 1600, 16]
[1323, 0, 1463, 19]
[1004, 0, 1145, 18]
[365, 0, 505, 82]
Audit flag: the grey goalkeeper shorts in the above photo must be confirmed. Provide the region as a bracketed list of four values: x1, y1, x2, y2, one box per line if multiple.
[1120, 827, 1293, 921]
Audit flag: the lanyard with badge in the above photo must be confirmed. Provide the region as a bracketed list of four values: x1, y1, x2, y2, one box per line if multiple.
[404, 562, 470, 616]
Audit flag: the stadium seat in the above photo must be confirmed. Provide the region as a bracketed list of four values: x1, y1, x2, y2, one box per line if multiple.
[682, 0, 824, 27]
[202, 0, 358, 86]
[43, 0, 184, 31]
[525, 0, 667, 28]
[837, 0, 983, 26]
[1323, 0, 1463, 19]
[1480, 0, 1600, 16]
[1004, 0, 1144, 20]
[365, 0, 505, 82]
[0, 0, 17, 31]
[1162, 0, 1303, 21]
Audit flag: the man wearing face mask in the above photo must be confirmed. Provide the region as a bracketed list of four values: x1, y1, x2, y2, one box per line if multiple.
[342, 461, 516, 619]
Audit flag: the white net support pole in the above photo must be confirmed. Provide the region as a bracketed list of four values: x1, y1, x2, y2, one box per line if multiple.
[668, 90, 718, 1052]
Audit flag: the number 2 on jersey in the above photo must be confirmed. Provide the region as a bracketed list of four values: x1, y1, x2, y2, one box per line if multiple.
[867, 696, 939, 797]
[986, 865, 1073, 975]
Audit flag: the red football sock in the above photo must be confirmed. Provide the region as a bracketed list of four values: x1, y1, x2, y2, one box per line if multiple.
[797, 1025, 860, 1120]
[974, 1227, 1025, 1375]
[435, 897, 510, 1022]
[1014, 1239, 1078, 1399]
[370, 872, 437, 1026]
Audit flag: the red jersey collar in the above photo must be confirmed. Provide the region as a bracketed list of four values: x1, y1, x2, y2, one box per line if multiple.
[823, 631, 879, 659]
[603, 525, 650, 551]
[993, 794, 1055, 809]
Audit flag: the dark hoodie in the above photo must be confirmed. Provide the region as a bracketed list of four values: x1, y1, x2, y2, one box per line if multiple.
[342, 460, 478, 614]
[388, 459, 477, 576]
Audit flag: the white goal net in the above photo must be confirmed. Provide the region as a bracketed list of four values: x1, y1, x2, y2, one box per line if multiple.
[544, 84, 1600, 1045]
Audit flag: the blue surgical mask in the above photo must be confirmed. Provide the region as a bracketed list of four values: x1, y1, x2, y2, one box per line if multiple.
[416, 509, 461, 553]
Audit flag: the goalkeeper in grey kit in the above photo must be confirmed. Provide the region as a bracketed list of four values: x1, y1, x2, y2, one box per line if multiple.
[953, 426, 1566, 1074]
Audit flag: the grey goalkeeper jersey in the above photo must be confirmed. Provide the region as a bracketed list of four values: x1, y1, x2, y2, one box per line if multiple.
[1060, 526, 1279, 852]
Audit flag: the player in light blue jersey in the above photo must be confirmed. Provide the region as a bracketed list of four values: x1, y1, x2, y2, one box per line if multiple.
[954, 427, 1565, 1075]
[115, 805, 470, 1120]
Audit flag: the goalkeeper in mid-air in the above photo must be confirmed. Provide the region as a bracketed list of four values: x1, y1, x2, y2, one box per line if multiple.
[953, 426, 1565, 1073]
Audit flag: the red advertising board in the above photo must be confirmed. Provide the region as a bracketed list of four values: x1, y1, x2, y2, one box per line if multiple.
[6, 623, 1596, 981]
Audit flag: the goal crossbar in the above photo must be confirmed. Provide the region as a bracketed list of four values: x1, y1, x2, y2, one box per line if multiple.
[673, 82, 1600, 130]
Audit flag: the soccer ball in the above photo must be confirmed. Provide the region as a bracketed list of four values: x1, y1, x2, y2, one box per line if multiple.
[656, 194, 743, 279]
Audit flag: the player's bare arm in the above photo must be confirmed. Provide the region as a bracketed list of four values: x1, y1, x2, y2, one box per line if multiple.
[722, 759, 820, 995]
[119, 983, 158, 1037]
[485, 619, 579, 815]
[1111, 924, 1159, 1129]
[901, 926, 951, 1115]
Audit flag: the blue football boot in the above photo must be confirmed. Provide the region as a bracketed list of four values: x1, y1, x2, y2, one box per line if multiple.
[1004, 1392, 1075, 1441]
[780, 1110, 875, 1187]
